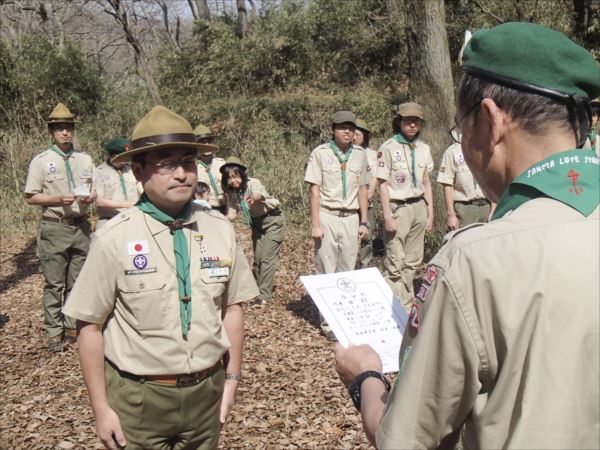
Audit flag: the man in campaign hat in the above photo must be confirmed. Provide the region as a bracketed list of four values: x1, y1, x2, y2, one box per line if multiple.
[94, 137, 141, 230]
[304, 110, 370, 340]
[335, 22, 599, 449]
[194, 123, 227, 210]
[24, 102, 96, 352]
[64, 106, 259, 449]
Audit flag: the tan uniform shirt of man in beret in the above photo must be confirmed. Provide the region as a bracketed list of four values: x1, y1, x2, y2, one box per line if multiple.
[437, 142, 495, 229]
[194, 123, 226, 210]
[376, 102, 434, 312]
[24, 103, 96, 352]
[64, 106, 259, 450]
[335, 22, 599, 450]
[304, 111, 370, 340]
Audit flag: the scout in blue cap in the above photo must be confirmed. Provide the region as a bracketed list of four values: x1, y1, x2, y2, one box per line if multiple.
[94, 137, 140, 230]
[335, 22, 600, 450]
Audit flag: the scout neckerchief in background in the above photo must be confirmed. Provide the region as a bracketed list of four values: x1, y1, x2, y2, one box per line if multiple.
[393, 133, 418, 187]
[136, 194, 193, 339]
[117, 168, 129, 201]
[49, 144, 75, 191]
[329, 140, 353, 200]
[589, 130, 597, 153]
[236, 190, 252, 225]
[492, 149, 599, 220]
[199, 160, 220, 198]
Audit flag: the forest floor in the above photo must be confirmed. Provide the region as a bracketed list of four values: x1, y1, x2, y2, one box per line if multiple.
[0, 225, 375, 449]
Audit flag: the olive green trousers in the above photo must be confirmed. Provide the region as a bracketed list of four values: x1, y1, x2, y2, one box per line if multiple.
[251, 210, 285, 301]
[454, 200, 491, 227]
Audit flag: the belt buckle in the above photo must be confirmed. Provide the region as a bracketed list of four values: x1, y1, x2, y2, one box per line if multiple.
[176, 370, 205, 387]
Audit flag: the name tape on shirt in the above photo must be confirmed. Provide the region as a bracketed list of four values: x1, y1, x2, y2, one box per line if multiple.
[128, 240, 149, 255]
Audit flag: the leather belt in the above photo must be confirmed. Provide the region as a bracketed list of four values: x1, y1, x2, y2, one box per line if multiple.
[253, 208, 283, 220]
[107, 359, 220, 387]
[390, 197, 423, 205]
[320, 207, 358, 217]
[455, 199, 489, 206]
[42, 216, 88, 225]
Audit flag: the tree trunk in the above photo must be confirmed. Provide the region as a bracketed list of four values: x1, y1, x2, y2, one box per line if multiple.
[404, 0, 455, 236]
[237, 0, 248, 38]
[573, 0, 590, 37]
[194, 0, 211, 21]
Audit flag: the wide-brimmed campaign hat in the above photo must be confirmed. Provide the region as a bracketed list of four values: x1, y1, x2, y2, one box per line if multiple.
[113, 106, 218, 163]
[47, 103, 78, 124]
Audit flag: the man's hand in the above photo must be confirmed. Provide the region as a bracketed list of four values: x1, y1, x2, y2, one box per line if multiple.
[447, 213, 459, 231]
[383, 215, 396, 234]
[426, 215, 434, 232]
[60, 193, 76, 205]
[94, 406, 126, 450]
[335, 343, 383, 387]
[311, 224, 324, 240]
[358, 224, 369, 240]
[220, 379, 239, 425]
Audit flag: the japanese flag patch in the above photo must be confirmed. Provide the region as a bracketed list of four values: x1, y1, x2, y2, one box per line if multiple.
[127, 240, 149, 255]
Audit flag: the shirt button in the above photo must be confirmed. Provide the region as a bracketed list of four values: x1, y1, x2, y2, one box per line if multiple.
[190, 352, 195, 358]
[139, 282, 145, 289]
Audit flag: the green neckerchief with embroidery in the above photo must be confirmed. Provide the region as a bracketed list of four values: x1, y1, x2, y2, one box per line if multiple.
[136, 194, 193, 339]
[117, 168, 129, 201]
[393, 133, 418, 187]
[236, 190, 252, 225]
[329, 140, 353, 200]
[49, 144, 75, 191]
[492, 149, 599, 220]
[199, 160, 220, 199]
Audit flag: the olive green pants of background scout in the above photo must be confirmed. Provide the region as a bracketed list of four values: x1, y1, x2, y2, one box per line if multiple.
[454, 200, 491, 227]
[37, 220, 90, 338]
[383, 199, 426, 313]
[251, 210, 285, 301]
[358, 206, 375, 268]
[105, 361, 224, 450]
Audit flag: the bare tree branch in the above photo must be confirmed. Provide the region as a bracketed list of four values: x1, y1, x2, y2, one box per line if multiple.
[474, 0, 504, 24]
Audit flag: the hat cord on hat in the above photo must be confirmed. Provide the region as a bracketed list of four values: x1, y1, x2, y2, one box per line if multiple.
[464, 66, 591, 147]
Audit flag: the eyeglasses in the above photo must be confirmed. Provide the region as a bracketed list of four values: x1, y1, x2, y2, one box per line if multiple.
[149, 156, 197, 174]
[448, 98, 482, 144]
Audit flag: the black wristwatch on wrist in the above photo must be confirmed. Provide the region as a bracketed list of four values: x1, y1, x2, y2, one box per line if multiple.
[359, 221, 370, 228]
[348, 370, 391, 410]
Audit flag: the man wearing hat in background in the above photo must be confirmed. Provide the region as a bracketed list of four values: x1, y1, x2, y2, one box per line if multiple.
[437, 136, 495, 229]
[194, 123, 227, 211]
[335, 22, 599, 449]
[24, 102, 96, 352]
[376, 102, 434, 312]
[94, 137, 141, 230]
[304, 111, 370, 340]
[63, 106, 259, 449]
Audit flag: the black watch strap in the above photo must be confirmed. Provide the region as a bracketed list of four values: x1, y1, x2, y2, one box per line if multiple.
[348, 370, 391, 410]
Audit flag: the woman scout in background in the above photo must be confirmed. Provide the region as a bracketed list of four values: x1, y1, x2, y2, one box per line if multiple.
[194, 123, 227, 211]
[354, 118, 379, 268]
[221, 156, 285, 304]
[584, 97, 599, 155]
[94, 137, 141, 230]
[376, 102, 434, 312]
[437, 135, 496, 229]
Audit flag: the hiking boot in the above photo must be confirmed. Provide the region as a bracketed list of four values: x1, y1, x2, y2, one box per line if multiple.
[64, 328, 77, 344]
[47, 335, 64, 353]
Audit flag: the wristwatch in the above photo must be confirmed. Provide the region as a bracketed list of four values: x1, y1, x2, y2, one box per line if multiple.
[225, 372, 242, 381]
[359, 221, 370, 228]
[348, 371, 391, 410]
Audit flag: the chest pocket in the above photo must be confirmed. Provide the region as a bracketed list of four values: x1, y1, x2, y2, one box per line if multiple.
[102, 182, 117, 196]
[45, 172, 64, 183]
[118, 275, 167, 331]
[392, 160, 409, 171]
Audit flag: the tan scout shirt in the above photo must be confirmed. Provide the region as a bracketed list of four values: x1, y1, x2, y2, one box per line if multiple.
[94, 162, 141, 219]
[304, 143, 370, 210]
[198, 156, 226, 208]
[437, 143, 486, 202]
[244, 177, 280, 217]
[377, 199, 599, 449]
[63, 206, 259, 375]
[24, 148, 95, 219]
[376, 139, 433, 200]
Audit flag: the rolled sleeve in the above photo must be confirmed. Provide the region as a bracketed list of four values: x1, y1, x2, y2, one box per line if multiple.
[375, 145, 392, 181]
[304, 149, 322, 186]
[24, 158, 43, 195]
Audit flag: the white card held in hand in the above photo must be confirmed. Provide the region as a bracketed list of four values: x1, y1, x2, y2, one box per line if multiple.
[74, 184, 91, 198]
[300, 267, 408, 373]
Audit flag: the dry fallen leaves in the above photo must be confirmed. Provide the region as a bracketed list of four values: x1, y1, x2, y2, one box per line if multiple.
[0, 225, 375, 449]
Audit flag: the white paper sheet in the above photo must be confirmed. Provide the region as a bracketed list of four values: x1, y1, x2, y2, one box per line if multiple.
[74, 184, 91, 198]
[300, 267, 408, 373]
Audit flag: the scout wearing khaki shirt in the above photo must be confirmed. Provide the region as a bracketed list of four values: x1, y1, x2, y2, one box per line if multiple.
[221, 156, 285, 304]
[304, 111, 370, 340]
[194, 123, 226, 209]
[437, 142, 494, 229]
[376, 102, 434, 311]
[335, 22, 600, 450]
[64, 106, 259, 450]
[94, 137, 141, 230]
[24, 103, 95, 352]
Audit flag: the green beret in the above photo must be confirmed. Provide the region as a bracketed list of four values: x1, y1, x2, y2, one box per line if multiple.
[103, 137, 131, 154]
[463, 22, 600, 100]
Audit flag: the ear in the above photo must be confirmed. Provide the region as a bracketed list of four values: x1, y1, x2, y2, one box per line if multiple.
[131, 162, 144, 182]
[480, 98, 508, 151]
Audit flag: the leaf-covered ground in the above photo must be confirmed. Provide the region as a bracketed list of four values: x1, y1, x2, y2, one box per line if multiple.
[0, 226, 373, 449]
